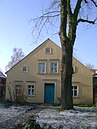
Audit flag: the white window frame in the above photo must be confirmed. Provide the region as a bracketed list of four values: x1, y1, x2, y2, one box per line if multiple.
[72, 86, 78, 97]
[50, 62, 58, 74]
[73, 65, 78, 73]
[45, 48, 52, 54]
[28, 84, 35, 96]
[22, 66, 28, 72]
[38, 63, 46, 74]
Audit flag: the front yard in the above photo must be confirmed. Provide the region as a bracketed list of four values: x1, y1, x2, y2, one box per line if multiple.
[0, 101, 97, 129]
[0, 101, 36, 129]
[0, 102, 32, 123]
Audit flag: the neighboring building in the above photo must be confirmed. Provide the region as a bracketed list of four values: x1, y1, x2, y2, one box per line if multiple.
[5, 39, 93, 104]
[0, 71, 6, 100]
[92, 69, 97, 103]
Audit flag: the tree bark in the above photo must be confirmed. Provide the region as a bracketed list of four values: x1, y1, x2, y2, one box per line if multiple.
[60, 0, 73, 110]
[60, 38, 73, 110]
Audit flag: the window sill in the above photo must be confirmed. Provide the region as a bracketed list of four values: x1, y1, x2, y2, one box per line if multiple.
[37, 73, 59, 75]
[38, 73, 47, 75]
[73, 96, 79, 99]
[27, 95, 35, 97]
[49, 73, 59, 75]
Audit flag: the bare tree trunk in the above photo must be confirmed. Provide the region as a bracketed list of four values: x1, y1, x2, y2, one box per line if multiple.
[60, 39, 73, 110]
[59, 0, 73, 110]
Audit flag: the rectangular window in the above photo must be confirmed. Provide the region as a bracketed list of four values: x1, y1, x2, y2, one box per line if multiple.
[28, 85, 35, 96]
[50, 63, 58, 73]
[15, 85, 21, 97]
[38, 63, 46, 73]
[22, 67, 28, 72]
[72, 65, 78, 74]
[45, 48, 52, 54]
[72, 86, 78, 97]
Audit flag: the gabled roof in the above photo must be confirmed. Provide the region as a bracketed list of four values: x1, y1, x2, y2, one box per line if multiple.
[0, 71, 6, 78]
[6, 38, 61, 74]
[5, 38, 93, 75]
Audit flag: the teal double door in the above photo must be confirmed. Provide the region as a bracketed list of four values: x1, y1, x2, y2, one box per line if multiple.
[44, 83, 55, 103]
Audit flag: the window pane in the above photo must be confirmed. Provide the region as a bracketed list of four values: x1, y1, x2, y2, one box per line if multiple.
[28, 89, 31, 95]
[32, 89, 34, 95]
[39, 63, 45, 73]
[32, 85, 34, 88]
[23, 67, 26, 71]
[74, 91, 77, 96]
[22, 67, 28, 72]
[45, 48, 52, 54]
[72, 86, 78, 97]
[51, 63, 58, 73]
[28, 85, 35, 96]
[74, 86, 77, 90]
[28, 85, 31, 88]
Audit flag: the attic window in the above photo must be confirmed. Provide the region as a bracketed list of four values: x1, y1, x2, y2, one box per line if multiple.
[22, 67, 28, 72]
[45, 48, 52, 54]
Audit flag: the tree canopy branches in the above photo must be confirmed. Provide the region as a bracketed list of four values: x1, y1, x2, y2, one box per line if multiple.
[31, 0, 97, 42]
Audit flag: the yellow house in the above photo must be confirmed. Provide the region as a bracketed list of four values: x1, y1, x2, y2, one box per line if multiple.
[5, 39, 93, 104]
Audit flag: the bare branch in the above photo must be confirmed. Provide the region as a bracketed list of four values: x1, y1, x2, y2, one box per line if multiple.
[30, 10, 60, 41]
[77, 18, 97, 24]
[74, 0, 83, 20]
[84, 0, 88, 3]
[67, 0, 73, 17]
[91, 0, 97, 7]
[47, 0, 60, 11]
[31, 11, 60, 21]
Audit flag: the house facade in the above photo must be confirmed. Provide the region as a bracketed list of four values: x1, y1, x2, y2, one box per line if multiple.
[6, 39, 93, 104]
[0, 71, 6, 100]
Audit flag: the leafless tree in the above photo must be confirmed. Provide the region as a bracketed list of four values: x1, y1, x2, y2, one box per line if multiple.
[31, 0, 97, 110]
[86, 63, 95, 69]
[6, 48, 24, 71]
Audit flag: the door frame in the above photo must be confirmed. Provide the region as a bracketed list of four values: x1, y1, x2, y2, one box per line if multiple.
[44, 82, 56, 103]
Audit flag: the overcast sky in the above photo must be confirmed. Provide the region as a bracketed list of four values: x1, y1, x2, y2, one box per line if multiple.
[0, 0, 97, 73]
